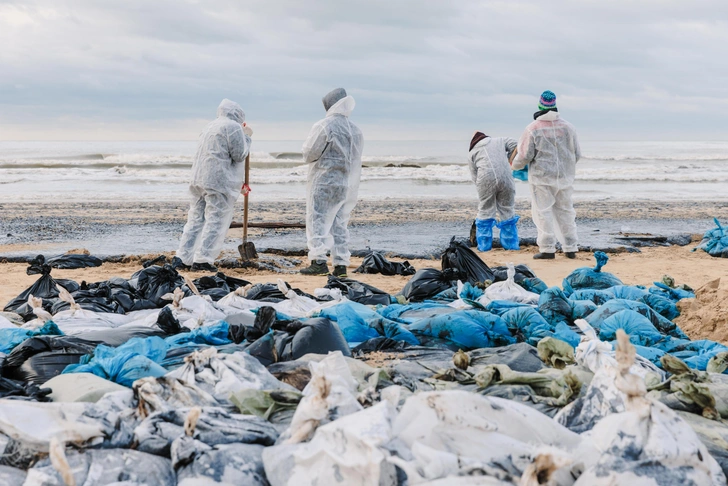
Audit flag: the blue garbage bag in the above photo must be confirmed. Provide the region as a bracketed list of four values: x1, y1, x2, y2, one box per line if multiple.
[409, 310, 514, 350]
[599, 310, 664, 347]
[65, 336, 169, 387]
[571, 299, 598, 321]
[586, 299, 687, 339]
[680, 340, 728, 371]
[500, 307, 551, 345]
[693, 218, 728, 258]
[630, 344, 666, 366]
[639, 293, 680, 321]
[538, 287, 573, 326]
[318, 301, 419, 345]
[562, 251, 623, 296]
[520, 277, 549, 295]
[652, 337, 692, 353]
[609, 285, 649, 301]
[485, 300, 532, 316]
[649, 281, 695, 302]
[165, 321, 231, 347]
[431, 287, 459, 302]
[459, 282, 485, 306]
[553, 322, 581, 348]
[376, 302, 455, 324]
[0, 321, 63, 354]
[569, 289, 613, 305]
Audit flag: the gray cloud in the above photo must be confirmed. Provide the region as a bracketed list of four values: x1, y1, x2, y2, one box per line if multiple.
[0, 0, 727, 140]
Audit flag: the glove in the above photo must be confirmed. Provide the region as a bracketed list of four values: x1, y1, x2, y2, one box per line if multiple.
[243, 124, 253, 137]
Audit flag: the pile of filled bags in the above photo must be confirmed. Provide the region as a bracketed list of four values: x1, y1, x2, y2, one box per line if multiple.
[0, 241, 727, 485]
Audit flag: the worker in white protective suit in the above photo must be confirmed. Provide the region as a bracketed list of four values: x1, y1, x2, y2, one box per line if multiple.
[172, 99, 253, 272]
[300, 88, 363, 277]
[512, 90, 581, 260]
[468, 131, 520, 252]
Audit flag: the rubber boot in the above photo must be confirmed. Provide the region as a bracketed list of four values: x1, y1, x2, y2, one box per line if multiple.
[475, 218, 496, 251]
[497, 215, 521, 251]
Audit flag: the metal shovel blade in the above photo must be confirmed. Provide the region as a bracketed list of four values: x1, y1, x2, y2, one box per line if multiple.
[238, 241, 258, 260]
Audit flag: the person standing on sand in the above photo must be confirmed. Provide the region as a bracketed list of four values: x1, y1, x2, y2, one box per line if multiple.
[512, 90, 581, 260]
[300, 88, 363, 277]
[468, 131, 520, 251]
[172, 99, 253, 272]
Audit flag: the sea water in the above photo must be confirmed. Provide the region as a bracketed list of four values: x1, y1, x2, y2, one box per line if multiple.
[1, 140, 727, 203]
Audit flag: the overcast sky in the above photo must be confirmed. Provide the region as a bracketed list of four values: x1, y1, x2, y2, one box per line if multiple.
[1, 0, 727, 141]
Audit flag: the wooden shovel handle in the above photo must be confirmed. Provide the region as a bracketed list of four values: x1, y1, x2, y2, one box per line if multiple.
[243, 153, 250, 242]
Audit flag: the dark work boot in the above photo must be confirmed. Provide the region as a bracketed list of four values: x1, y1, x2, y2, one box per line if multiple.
[565, 252, 577, 259]
[533, 252, 555, 260]
[171, 256, 191, 271]
[333, 265, 348, 278]
[191, 262, 217, 272]
[300, 260, 329, 275]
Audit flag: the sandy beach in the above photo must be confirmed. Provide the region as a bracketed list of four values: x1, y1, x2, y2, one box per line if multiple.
[3, 244, 724, 341]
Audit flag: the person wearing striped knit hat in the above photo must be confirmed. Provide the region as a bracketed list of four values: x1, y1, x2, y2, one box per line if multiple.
[512, 90, 581, 260]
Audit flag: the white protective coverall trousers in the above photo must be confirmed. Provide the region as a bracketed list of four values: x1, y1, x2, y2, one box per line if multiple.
[303, 96, 364, 266]
[512, 111, 581, 253]
[176, 99, 251, 265]
[469, 137, 517, 221]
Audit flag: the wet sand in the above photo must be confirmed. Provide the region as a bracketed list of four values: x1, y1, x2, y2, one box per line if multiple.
[0, 199, 723, 259]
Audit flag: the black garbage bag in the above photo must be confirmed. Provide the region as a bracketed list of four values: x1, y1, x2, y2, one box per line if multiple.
[3, 262, 79, 321]
[155, 306, 191, 336]
[492, 264, 537, 283]
[2, 335, 99, 384]
[227, 306, 276, 345]
[399, 268, 458, 302]
[244, 282, 316, 303]
[354, 251, 416, 276]
[441, 237, 496, 284]
[352, 337, 412, 353]
[325, 276, 392, 305]
[40, 253, 103, 269]
[246, 318, 351, 366]
[278, 318, 351, 361]
[50, 292, 121, 314]
[131, 264, 185, 307]
[0, 375, 52, 401]
[78, 277, 156, 313]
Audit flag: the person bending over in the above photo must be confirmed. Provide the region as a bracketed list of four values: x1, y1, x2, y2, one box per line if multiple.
[468, 131, 520, 251]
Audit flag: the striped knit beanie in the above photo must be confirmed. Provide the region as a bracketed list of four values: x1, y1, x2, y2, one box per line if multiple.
[538, 90, 557, 110]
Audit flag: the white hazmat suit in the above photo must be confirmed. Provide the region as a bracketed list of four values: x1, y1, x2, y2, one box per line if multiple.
[176, 99, 251, 265]
[512, 111, 581, 254]
[468, 136, 517, 221]
[303, 95, 363, 267]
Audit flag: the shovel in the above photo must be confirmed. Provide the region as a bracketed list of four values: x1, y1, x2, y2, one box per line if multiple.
[238, 153, 258, 260]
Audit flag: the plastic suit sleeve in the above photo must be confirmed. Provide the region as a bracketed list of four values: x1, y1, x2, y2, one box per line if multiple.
[573, 130, 582, 163]
[302, 123, 328, 164]
[227, 124, 251, 165]
[512, 131, 535, 171]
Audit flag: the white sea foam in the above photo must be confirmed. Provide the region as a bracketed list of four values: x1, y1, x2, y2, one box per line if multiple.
[1, 140, 727, 202]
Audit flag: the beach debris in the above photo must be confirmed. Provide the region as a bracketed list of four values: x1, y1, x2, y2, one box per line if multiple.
[693, 217, 728, 258]
[0, 250, 727, 483]
[354, 250, 416, 276]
